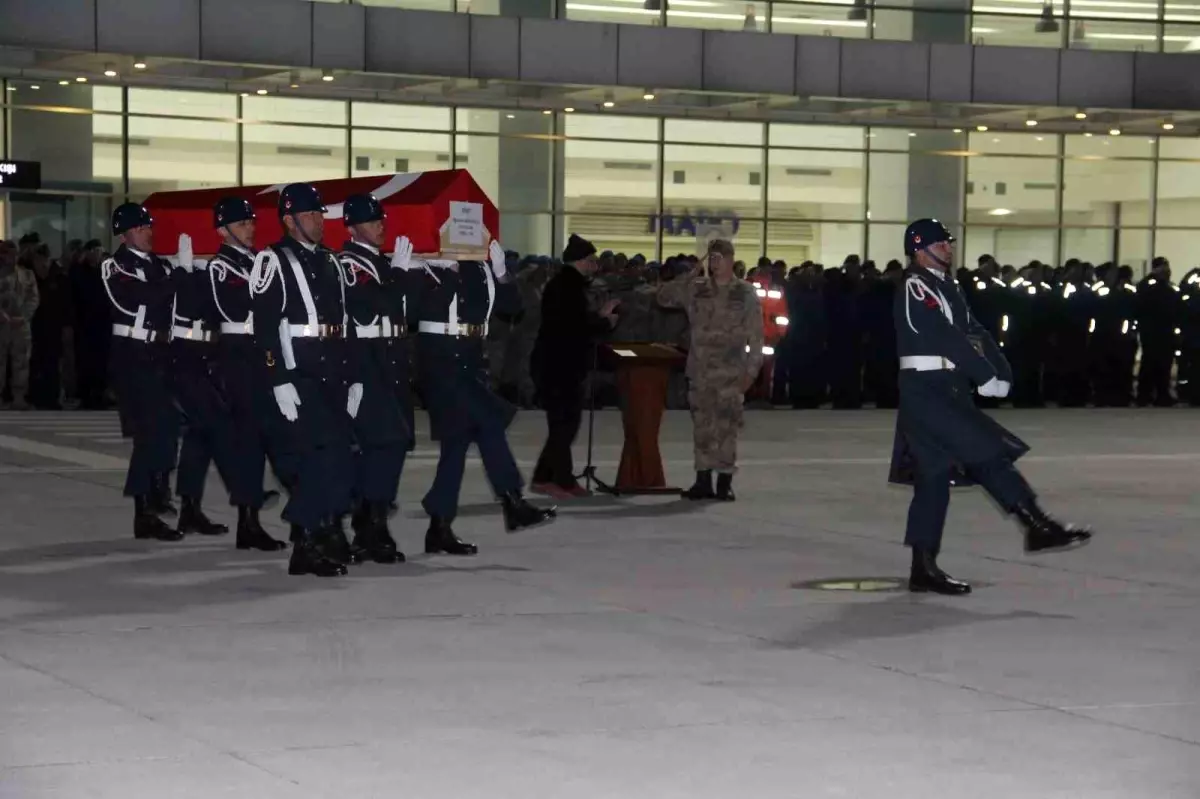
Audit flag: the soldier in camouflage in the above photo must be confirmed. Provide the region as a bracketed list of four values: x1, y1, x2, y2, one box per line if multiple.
[657, 239, 763, 501]
[0, 240, 39, 409]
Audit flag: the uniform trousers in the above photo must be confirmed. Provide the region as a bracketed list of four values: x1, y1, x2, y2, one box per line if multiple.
[170, 342, 244, 504]
[1137, 342, 1175, 406]
[350, 366, 409, 505]
[0, 322, 32, 402]
[688, 380, 743, 474]
[422, 421, 522, 521]
[532, 377, 585, 488]
[111, 338, 179, 498]
[904, 439, 1036, 553]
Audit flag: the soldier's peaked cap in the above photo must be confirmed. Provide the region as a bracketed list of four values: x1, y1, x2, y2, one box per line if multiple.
[278, 183, 326, 219]
[342, 193, 385, 226]
[112, 202, 152, 236]
[904, 218, 954, 256]
[214, 197, 255, 229]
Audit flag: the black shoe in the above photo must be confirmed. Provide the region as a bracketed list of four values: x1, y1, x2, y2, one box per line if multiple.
[177, 497, 229, 536]
[425, 516, 478, 556]
[288, 531, 348, 577]
[133, 496, 184, 542]
[1014, 502, 1093, 554]
[235, 506, 287, 551]
[715, 473, 736, 502]
[351, 503, 404, 564]
[908, 549, 971, 595]
[261, 489, 281, 512]
[682, 470, 715, 500]
[316, 518, 360, 565]
[151, 472, 178, 517]
[500, 490, 556, 533]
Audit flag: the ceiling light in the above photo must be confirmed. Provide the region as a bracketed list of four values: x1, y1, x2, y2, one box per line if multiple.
[1084, 132, 1093, 137]
[58, 80, 69, 86]
[1110, 128, 1121, 135]
[133, 60, 147, 70]
[4, 86, 13, 92]
[643, 92, 655, 100]
[30, 85, 39, 90]
[603, 100, 615, 108]
[1163, 122, 1175, 130]
[952, 128, 963, 133]
[103, 64, 117, 78]
[1036, 135, 1044, 141]
[321, 71, 334, 82]
[976, 125, 988, 131]
[76, 76, 87, 83]
[1025, 119, 1038, 126]
[256, 89, 268, 95]
[988, 208, 1014, 216]
[289, 83, 299, 89]
[542, 109, 552, 115]
[564, 107, 575, 112]
[1075, 111, 1087, 119]
[505, 113, 515, 119]
[908, 132, 916, 137]
[240, 92, 250, 98]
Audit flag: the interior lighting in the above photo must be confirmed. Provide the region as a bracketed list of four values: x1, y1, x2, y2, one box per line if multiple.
[1163, 122, 1175, 130]
[976, 125, 988, 131]
[133, 60, 147, 70]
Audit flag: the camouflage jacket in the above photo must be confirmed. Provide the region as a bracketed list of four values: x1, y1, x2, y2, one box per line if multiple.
[657, 273, 764, 383]
[0, 265, 39, 322]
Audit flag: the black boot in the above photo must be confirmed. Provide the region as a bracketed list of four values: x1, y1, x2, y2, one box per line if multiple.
[315, 517, 359, 566]
[133, 496, 184, 542]
[151, 472, 178, 517]
[908, 548, 971, 595]
[715, 473, 736, 502]
[425, 516, 478, 556]
[1014, 501, 1093, 554]
[288, 529, 348, 577]
[500, 490, 556, 533]
[235, 506, 287, 551]
[682, 470, 715, 500]
[352, 503, 404, 564]
[177, 496, 229, 536]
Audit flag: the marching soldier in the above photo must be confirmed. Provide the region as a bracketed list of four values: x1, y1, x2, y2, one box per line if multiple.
[1135, 257, 1179, 407]
[411, 238, 556, 556]
[337, 193, 414, 564]
[890, 219, 1091, 596]
[657, 238, 764, 501]
[206, 197, 289, 551]
[250, 183, 360, 577]
[103, 203, 183, 542]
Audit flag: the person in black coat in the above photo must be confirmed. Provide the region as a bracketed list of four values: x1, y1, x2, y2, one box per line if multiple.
[71, 240, 112, 409]
[28, 245, 70, 409]
[530, 234, 619, 497]
[890, 219, 1091, 596]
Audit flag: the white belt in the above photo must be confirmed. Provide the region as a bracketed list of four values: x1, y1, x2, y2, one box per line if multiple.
[112, 324, 165, 343]
[220, 321, 254, 335]
[356, 318, 408, 339]
[287, 323, 346, 339]
[418, 321, 487, 338]
[900, 355, 956, 371]
[356, 324, 383, 340]
[171, 325, 217, 343]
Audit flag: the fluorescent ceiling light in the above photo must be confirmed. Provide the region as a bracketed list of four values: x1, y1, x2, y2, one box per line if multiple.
[988, 208, 1014, 216]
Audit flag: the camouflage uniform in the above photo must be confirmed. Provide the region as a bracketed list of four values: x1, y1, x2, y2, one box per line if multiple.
[0, 264, 39, 405]
[658, 272, 763, 473]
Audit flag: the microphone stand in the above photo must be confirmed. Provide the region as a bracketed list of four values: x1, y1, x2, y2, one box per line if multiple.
[577, 341, 617, 495]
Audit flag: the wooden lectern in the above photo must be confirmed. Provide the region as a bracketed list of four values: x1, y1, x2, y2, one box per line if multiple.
[595, 342, 686, 494]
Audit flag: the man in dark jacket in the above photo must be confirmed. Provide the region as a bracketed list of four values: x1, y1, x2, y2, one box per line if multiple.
[530, 234, 619, 498]
[890, 219, 1091, 597]
[28, 244, 70, 409]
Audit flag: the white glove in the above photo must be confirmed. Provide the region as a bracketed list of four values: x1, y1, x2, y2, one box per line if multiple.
[390, 236, 415, 271]
[488, 240, 507, 279]
[977, 377, 1010, 398]
[176, 233, 193, 272]
[273, 383, 301, 422]
[347, 383, 363, 419]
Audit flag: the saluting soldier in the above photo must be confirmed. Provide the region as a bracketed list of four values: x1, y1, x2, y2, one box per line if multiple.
[206, 197, 289, 551]
[411, 239, 556, 556]
[890, 219, 1092, 596]
[337, 193, 414, 564]
[103, 203, 184, 542]
[250, 183, 361, 577]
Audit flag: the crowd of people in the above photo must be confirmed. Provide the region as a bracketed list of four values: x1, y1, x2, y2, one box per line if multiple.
[1, 232, 1197, 414]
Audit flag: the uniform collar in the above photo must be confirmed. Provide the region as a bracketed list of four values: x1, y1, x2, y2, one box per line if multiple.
[283, 235, 318, 254]
[125, 245, 152, 261]
[350, 240, 380, 256]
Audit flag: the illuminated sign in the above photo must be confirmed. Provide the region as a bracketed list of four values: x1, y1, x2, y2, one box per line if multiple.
[0, 161, 41, 191]
[648, 209, 740, 237]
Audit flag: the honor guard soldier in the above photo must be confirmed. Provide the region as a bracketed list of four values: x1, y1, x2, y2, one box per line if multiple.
[206, 197, 289, 551]
[890, 219, 1092, 596]
[250, 183, 361, 577]
[104, 203, 184, 542]
[337, 193, 413, 564]
[411, 239, 556, 555]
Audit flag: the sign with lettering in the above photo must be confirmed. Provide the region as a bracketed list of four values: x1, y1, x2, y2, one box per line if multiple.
[447, 201, 484, 247]
[0, 161, 41, 191]
[648, 209, 741, 237]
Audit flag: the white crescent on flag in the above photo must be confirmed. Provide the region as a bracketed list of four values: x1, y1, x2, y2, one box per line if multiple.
[257, 173, 423, 220]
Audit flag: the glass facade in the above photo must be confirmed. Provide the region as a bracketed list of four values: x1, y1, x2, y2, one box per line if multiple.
[307, 0, 1200, 52]
[4, 79, 1196, 271]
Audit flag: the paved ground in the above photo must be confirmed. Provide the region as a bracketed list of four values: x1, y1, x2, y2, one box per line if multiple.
[0, 408, 1197, 797]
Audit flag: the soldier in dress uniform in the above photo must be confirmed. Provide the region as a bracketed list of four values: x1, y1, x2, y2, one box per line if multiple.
[103, 203, 184, 542]
[890, 219, 1092, 596]
[206, 197, 289, 551]
[337, 193, 414, 564]
[250, 183, 361, 578]
[411, 239, 556, 556]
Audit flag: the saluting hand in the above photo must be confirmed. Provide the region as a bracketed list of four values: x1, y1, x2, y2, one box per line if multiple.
[176, 234, 194, 273]
[390, 236, 415, 271]
[488, 240, 508, 279]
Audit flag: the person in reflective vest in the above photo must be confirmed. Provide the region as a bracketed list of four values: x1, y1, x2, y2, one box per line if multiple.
[889, 218, 1091, 596]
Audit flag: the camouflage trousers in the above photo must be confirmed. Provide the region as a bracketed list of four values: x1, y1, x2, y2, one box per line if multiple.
[0, 322, 31, 401]
[688, 379, 744, 474]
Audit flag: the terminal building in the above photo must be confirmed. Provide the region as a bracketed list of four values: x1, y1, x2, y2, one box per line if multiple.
[3, 0, 1200, 268]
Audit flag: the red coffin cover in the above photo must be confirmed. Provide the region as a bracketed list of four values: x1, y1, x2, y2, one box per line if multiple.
[143, 169, 499, 256]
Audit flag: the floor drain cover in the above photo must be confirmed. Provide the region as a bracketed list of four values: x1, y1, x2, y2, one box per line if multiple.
[792, 577, 905, 592]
